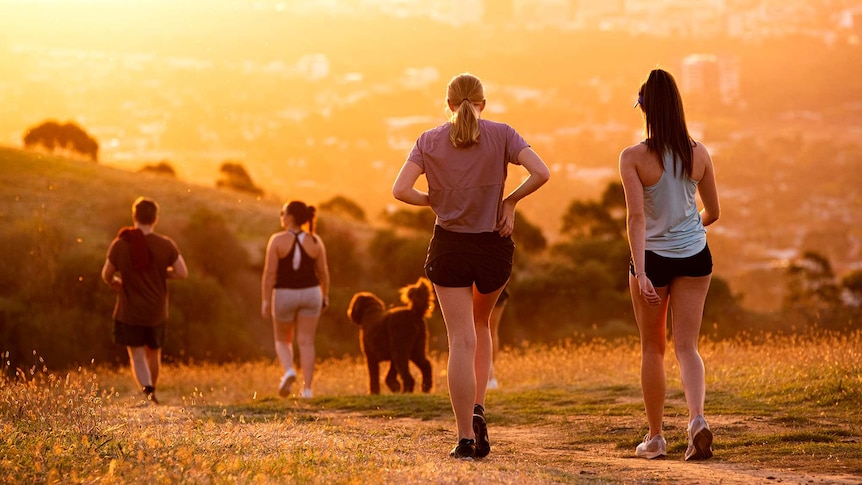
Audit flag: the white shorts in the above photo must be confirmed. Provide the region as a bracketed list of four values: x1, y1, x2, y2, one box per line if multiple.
[272, 286, 322, 321]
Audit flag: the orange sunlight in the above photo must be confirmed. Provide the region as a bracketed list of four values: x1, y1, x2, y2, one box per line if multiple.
[2, 0, 861, 285]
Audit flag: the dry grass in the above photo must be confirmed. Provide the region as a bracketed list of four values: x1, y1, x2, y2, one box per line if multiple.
[2, 333, 861, 484]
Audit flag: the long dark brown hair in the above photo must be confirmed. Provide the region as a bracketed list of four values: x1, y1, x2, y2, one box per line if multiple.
[639, 69, 694, 178]
[284, 200, 318, 235]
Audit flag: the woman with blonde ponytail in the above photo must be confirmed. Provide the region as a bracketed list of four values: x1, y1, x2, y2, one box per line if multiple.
[447, 73, 484, 148]
[393, 72, 550, 460]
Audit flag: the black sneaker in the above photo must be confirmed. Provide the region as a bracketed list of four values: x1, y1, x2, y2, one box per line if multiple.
[473, 404, 490, 458]
[143, 385, 159, 405]
[449, 438, 476, 460]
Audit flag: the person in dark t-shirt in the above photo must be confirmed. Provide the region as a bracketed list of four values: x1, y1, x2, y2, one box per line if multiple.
[102, 197, 188, 404]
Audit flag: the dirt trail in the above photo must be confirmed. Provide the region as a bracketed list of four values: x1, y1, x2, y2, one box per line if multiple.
[494, 426, 861, 485]
[305, 408, 861, 484]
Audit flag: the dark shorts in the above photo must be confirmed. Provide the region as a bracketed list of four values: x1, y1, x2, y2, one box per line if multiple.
[113, 320, 166, 348]
[425, 225, 514, 294]
[630, 243, 713, 288]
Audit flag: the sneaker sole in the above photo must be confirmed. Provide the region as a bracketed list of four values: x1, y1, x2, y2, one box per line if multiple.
[686, 428, 714, 461]
[636, 449, 666, 459]
[278, 374, 296, 397]
[473, 413, 490, 458]
[450, 440, 476, 460]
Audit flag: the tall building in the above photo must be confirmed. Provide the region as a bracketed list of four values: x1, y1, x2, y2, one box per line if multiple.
[680, 54, 740, 105]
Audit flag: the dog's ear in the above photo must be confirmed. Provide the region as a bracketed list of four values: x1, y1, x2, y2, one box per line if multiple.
[348, 292, 384, 324]
[347, 293, 366, 324]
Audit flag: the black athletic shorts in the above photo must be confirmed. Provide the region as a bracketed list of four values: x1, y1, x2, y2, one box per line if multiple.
[425, 225, 514, 294]
[113, 320, 166, 348]
[630, 243, 712, 288]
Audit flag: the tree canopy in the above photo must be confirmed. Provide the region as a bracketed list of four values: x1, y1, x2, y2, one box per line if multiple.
[22, 120, 99, 161]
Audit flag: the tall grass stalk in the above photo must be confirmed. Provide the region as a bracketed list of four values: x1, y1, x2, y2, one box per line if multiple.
[2, 333, 861, 484]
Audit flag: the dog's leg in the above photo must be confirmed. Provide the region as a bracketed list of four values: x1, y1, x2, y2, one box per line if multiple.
[411, 322, 433, 393]
[384, 363, 401, 392]
[392, 350, 415, 393]
[368, 359, 382, 395]
[414, 356, 433, 393]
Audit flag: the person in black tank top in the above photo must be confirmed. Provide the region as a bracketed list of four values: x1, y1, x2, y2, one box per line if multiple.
[261, 201, 330, 398]
[275, 231, 320, 289]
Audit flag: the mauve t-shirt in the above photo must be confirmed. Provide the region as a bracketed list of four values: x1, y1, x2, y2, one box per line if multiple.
[407, 119, 529, 233]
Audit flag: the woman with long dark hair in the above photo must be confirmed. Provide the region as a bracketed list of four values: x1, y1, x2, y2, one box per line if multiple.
[619, 69, 720, 461]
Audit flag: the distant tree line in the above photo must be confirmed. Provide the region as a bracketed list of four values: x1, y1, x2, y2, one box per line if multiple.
[1, 179, 859, 373]
[140, 161, 177, 177]
[20, 119, 265, 197]
[23, 120, 99, 161]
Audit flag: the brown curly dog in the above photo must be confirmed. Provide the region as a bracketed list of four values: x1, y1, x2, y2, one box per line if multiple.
[347, 277, 435, 394]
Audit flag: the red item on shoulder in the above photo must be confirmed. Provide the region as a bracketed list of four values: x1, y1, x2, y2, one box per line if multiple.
[117, 227, 151, 271]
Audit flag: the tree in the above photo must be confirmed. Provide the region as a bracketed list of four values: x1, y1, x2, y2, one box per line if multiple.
[512, 211, 547, 253]
[841, 270, 862, 308]
[560, 181, 626, 240]
[216, 161, 263, 195]
[320, 195, 366, 222]
[181, 208, 250, 286]
[367, 229, 427, 287]
[22, 120, 99, 161]
[381, 207, 437, 232]
[783, 251, 841, 324]
[140, 161, 177, 177]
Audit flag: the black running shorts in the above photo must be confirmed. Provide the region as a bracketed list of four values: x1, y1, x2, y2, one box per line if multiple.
[113, 321, 166, 348]
[630, 244, 713, 288]
[425, 225, 514, 294]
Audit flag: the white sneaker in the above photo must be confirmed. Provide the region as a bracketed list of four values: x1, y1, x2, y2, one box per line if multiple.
[278, 368, 296, 397]
[299, 388, 313, 398]
[636, 433, 667, 459]
[487, 377, 499, 390]
[685, 415, 714, 461]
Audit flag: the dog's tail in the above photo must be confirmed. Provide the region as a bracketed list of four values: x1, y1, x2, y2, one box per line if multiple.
[400, 277, 435, 319]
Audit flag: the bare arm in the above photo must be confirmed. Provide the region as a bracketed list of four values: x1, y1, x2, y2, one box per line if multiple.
[101, 259, 121, 289]
[392, 161, 430, 206]
[496, 147, 551, 237]
[261, 235, 279, 319]
[619, 147, 660, 306]
[167, 254, 188, 279]
[696, 146, 720, 227]
[313, 236, 331, 311]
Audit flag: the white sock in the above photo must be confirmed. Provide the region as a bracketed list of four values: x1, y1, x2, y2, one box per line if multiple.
[129, 347, 152, 388]
[275, 340, 294, 373]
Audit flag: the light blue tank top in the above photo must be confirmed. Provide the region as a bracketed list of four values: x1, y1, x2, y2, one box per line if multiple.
[643, 150, 706, 258]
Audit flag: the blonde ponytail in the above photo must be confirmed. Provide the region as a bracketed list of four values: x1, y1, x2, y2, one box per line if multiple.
[447, 73, 484, 148]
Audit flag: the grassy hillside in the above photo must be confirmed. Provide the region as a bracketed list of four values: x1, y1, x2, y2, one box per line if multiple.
[0, 145, 284, 262]
[0, 145, 392, 369]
